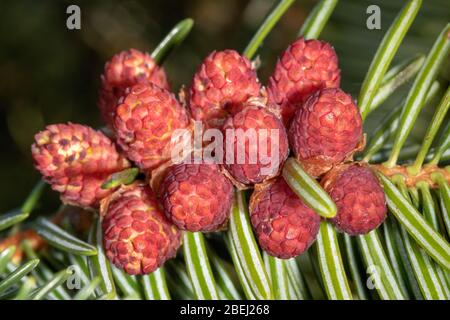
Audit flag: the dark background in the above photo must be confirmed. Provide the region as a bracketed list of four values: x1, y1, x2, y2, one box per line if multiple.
[0, 0, 448, 213]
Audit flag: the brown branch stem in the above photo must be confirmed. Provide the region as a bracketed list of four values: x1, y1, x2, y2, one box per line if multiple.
[372, 163, 450, 188]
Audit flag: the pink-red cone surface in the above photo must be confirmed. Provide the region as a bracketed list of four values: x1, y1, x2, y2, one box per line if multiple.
[222, 105, 289, 186]
[30, 36, 385, 275]
[31, 123, 130, 208]
[159, 163, 233, 232]
[98, 49, 169, 127]
[189, 50, 261, 128]
[114, 83, 190, 171]
[267, 38, 340, 126]
[101, 183, 181, 275]
[289, 88, 362, 177]
[249, 178, 320, 259]
[322, 163, 387, 235]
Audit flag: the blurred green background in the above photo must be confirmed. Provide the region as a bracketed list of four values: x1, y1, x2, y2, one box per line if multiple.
[0, 0, 449, 213]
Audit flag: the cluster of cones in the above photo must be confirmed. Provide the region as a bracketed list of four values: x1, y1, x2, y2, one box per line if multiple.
[31, 38, 387, 275]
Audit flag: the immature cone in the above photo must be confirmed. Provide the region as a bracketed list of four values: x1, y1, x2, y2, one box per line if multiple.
[0, 230, 44, 265]
[159, 163, 233, 232]
[222, 105, 289, 187]
[98, 49, 169, 127]
[322, 163, 387, 235]
[114, 83, 190, 171]
[249, 178, 320, 259]
[31, 123, 130, 208]
[289, 88, 363, 177]
[267, 38, 340, 125]
[189, 50, 261, 128]
[101, 183, 181, 275]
